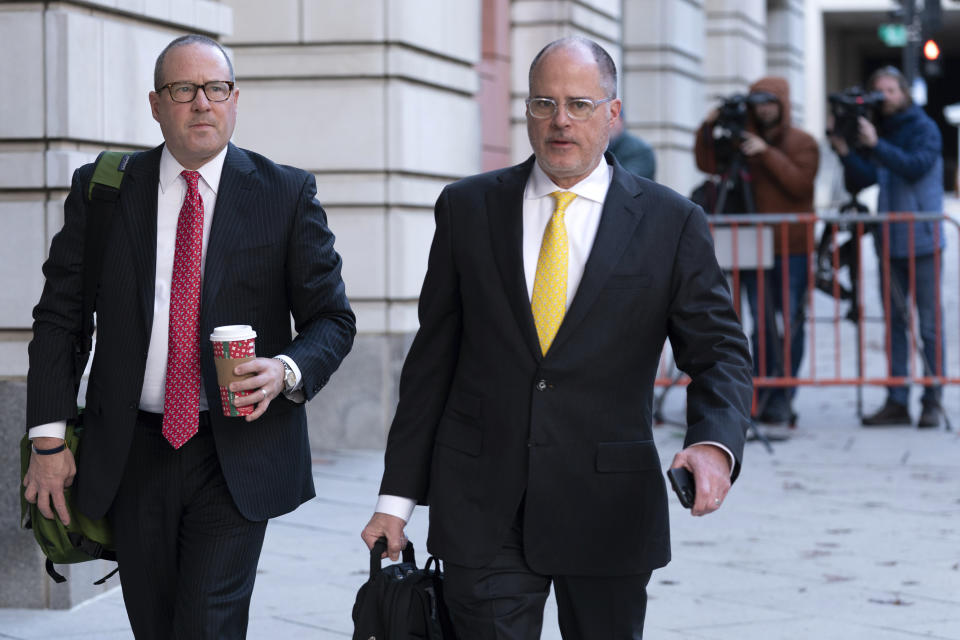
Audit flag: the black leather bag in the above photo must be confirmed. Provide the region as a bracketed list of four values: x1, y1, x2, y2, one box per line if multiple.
[352, 538, 458, 640]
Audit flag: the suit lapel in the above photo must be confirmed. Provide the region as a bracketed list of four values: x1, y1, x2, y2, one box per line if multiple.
[201, 143, 256, 322]
[548, 159, 645, 354]
[487, 158, 543, 360]
[121, 146, 162, 334]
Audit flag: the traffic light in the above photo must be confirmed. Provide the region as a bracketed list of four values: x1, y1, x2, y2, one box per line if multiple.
[923, 38, 942, 77]
[922, 0, 942, 40]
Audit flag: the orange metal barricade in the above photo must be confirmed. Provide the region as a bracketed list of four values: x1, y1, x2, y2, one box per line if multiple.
[655, 211, 959, 424]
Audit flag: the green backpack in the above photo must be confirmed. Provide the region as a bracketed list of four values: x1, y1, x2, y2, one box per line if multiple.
[19, 423, 117, 584]
[20, 150, 135, 584]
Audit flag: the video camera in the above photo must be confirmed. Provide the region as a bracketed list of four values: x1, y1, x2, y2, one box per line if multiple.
[708, 91, 776, 170]
[827, 87, 884, 148]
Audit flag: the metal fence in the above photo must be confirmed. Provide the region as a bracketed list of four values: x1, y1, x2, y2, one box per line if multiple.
[655, 211, 959, 430]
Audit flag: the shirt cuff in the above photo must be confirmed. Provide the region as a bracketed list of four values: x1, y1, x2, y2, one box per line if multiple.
[375, 495, 416, 523]
[687, 441, 736, 477]
[29, 421, 68, 441]
[274, 354, 305, 403]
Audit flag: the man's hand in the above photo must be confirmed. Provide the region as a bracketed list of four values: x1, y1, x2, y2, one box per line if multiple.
[230, 357, 285, 421]
[857, 116, 878, 148]
[361, 512, 407, 561]
[739, 131, 768, 156]
[670, 444, 731, 517]
[23, 438, 76, 525]
[828, 134, 850, 157]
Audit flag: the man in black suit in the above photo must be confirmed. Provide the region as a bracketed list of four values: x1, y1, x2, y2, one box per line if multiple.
[361, 37, 752, 638]
[23, 34, 355, 638]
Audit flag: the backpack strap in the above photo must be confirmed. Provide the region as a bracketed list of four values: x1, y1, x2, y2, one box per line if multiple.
[44, 559, 67, 584]
[75, 151, 134, 390]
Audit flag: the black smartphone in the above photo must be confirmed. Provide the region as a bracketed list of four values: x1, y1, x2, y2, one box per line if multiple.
[667, 467, 696, 509]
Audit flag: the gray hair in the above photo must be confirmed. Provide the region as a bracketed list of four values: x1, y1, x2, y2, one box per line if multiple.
[528, 36, 617, 98]
[154, 34, 235, 91]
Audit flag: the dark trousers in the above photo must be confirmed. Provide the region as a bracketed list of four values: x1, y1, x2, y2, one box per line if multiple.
[109, 411, 268, 639]
[443, 514, 651, 640]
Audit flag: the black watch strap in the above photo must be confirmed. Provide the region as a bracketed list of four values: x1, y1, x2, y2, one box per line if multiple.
[33, 442, 66, 455]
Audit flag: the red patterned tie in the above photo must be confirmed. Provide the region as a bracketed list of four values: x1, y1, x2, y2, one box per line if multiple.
[162, 170, 204, 449]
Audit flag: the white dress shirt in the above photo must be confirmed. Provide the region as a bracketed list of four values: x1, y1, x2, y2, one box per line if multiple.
[29, 145, 302, 440]
[375, 159, 733, 523]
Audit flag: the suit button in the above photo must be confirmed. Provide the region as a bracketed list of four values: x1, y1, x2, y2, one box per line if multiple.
[536, 379, 547, 391]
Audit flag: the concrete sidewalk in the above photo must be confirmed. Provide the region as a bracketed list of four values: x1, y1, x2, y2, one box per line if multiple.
[1, 383, 958, 639]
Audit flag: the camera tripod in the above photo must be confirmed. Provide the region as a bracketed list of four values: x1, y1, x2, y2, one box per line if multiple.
[712, 151, 755, 217]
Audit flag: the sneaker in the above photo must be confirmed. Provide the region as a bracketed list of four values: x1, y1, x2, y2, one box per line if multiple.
[917, 405, 941, 429]
[861, 401, 910, 427]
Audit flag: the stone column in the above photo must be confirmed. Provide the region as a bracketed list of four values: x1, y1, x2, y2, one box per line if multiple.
[0, 0, 232, 609]
[703, 0, 767, 98]
[622, 0, 707, 195]
[222, 0, 481, 448]
[480, 0, 512, 171]
[509, 0, 622, 164]
[766, 0, 807, 125]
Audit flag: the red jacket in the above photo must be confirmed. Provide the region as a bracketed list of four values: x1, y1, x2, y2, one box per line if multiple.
[695, 76, 819, 255]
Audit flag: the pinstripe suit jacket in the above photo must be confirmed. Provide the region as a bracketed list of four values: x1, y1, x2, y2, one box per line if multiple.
[27, 143, 356, 521]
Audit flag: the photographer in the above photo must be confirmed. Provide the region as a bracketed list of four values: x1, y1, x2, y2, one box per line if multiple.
[829, 66, 946, 428]
[695, 77, 819, 424]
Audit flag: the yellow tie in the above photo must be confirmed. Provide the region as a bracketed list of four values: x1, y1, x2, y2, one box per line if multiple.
[532, 191, 576, 355]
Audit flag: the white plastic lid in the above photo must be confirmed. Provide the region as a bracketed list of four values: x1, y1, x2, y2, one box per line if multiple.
[210, 325, 257, 342]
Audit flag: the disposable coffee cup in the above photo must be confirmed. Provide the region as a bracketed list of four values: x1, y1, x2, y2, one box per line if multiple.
[210, 325, 257, 417]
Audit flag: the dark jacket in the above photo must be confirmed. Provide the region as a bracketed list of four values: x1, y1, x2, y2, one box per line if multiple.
[379, 154, 752, 576]
[695, 76, 819, 255]
[608, 131, 656, 180]
[842, 103, 944, 258]
[27, 143, 356, 521]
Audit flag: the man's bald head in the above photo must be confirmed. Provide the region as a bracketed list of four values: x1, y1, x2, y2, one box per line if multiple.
[528, 36, 617, 99]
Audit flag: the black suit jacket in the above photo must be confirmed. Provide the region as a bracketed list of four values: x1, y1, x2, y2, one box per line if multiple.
[380, 154, 752, 576]
[27, 143, 356, 522]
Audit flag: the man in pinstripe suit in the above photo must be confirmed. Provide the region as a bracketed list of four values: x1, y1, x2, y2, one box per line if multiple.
[22, 35, 355, 638]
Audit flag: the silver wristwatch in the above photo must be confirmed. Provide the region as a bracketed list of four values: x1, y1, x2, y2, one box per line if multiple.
[274, 357, 297, 393]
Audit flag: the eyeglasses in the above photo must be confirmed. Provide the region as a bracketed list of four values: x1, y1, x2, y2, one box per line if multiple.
[526, 97, 613, 120]
[161, 81, 235, 103]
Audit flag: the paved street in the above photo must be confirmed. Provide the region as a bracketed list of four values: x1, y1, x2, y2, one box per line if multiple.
[2, 382, 958, 639]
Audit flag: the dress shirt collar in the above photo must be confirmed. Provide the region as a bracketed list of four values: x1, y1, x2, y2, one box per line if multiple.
[525, 157, 612, 203]
[158, 144, 228, 195]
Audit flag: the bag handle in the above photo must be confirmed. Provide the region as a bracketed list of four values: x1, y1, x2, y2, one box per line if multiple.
[424, 555, 443, 576]
[370, 536, 416, 577]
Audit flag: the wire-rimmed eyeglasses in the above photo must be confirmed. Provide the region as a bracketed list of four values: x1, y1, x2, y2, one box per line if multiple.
[161, 81, 235, 103]
[526, 96, 613, 120]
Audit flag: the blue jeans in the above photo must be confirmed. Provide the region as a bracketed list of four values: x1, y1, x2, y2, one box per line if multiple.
[880, 254, 946, 407]
[741, 255, 808, 412]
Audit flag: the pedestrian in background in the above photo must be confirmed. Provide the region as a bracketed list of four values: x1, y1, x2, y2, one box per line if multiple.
[608, 112, 656, 180]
